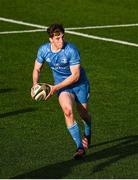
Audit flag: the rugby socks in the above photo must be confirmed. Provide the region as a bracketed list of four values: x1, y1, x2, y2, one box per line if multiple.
[68, 122, 83, 149]
[83, 119, 91, 137]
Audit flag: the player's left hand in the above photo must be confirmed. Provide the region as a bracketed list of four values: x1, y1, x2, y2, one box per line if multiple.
[44, 84, 57, 100]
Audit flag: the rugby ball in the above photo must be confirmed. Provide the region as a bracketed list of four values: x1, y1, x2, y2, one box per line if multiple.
[33, 83, 51, 101]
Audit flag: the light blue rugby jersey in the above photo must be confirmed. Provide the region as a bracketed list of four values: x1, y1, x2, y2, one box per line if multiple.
[37, 42, 88, 85]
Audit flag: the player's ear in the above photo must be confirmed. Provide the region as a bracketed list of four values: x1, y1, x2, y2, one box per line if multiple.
[49, 37, 52, 43]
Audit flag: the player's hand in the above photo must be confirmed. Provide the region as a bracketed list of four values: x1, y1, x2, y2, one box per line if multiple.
[31, 84, 38, 99]
[44, 84, 57, 100]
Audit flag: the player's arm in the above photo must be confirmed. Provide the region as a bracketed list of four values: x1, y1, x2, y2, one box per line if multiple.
[51, 64, 80, 94]
[31, 60, 43, 98]
[32, 60, 43, 87]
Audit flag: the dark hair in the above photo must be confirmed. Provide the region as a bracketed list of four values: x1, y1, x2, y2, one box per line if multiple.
[47, 23, 64, 37]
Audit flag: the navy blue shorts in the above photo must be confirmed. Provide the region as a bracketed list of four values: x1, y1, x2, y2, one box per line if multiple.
[56, 81, 90, 103]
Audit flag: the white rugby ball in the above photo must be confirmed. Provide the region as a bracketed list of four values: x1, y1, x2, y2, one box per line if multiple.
[33, 83, 51, 101]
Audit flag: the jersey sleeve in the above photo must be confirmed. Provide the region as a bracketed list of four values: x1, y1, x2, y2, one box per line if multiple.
[69, 44, 80, 66]
[36, 46, 45, 64]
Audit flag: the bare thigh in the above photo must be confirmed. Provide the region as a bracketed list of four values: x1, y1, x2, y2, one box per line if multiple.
[58, 92, 75, 127]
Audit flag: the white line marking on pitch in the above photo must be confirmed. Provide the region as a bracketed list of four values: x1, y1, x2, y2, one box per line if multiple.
[65, 30, 138, 47]
[65, 23, 138, 30]
[0, 17, 47, 28]
[0, 17, 138, 47]
[1, 17, 138, 30]
[0, 29, 46, 34]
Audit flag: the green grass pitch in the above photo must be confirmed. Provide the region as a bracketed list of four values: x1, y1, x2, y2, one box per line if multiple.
[0, 0, 138, 178]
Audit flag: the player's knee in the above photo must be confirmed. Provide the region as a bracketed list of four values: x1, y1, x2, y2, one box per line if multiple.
[64, 107, 73, 118]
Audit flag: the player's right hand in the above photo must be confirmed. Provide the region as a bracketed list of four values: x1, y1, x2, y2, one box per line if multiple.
[31, 84, 38, 99]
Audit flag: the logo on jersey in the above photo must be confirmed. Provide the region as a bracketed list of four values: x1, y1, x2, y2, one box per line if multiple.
[61, 58, 67, 64]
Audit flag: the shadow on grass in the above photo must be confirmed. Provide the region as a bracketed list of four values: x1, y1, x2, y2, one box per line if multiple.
[12, 135, 138, 179]
[0, 88, 15, 93]
[0, 108, 37, 119]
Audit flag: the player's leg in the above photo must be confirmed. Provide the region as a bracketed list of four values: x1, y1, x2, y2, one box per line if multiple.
[74, 82, 92, 149]
[58, 91, 75, 127]
[76, 103, 92, 149]
[58, 91, 85, 158]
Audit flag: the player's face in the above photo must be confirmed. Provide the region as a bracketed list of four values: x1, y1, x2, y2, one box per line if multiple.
[50, 33, 64, 50]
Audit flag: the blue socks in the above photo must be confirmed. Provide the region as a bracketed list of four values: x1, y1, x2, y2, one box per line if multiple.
[68, 122, 83, 149]
[83, 119, 91, 136]
[67, 119, 91, 148]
